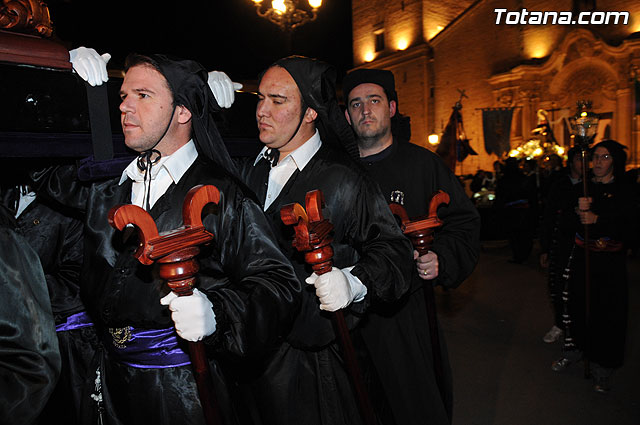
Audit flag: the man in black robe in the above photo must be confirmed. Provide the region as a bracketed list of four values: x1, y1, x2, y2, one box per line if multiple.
[342, 68, 481, 425]
[1, 160, 96, 425]
[34, 52, 301, 425]
[0, 204, 61, 425]
[539, 147, 582, 344]
[234, 56, 414, 425]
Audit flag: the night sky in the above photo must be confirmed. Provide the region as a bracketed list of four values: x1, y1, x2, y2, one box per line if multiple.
[45, 0, 354, 83]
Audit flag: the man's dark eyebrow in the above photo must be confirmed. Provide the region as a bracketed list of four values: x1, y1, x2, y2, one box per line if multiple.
[349, 94, 382, 105]
[257, 91, 288, 101]
[119, 88, 157, 96]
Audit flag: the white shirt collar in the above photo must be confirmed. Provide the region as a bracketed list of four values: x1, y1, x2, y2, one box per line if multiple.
[119, 140, 198, 185]
[253, 129, 322, 171]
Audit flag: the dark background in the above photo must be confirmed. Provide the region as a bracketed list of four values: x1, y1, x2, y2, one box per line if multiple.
[45, 0, 354, 82]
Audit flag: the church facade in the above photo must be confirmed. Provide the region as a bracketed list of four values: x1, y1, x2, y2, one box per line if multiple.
[350, 0, 640, 171]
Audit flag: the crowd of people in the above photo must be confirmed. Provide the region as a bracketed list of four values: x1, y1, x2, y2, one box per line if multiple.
[3, 41, 638, 425]
[470, 143, 638, 394]
[1, 48, 480, 425]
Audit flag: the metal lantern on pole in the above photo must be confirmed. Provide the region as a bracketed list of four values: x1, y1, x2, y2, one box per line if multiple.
[568, 100, 599, 379]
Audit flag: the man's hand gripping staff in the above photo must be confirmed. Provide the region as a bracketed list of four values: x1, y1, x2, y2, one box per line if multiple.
[281, 190, 377, 425]
[108, 184, 223, 425]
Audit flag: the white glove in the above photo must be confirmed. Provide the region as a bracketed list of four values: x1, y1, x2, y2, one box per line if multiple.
[160, 288, 216, 342]
[305, 267, 367, 312]
[207, 70, 243, 108]
[69, 46, 111, 86]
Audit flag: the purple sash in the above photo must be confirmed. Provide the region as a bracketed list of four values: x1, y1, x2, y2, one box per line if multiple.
[56, 311, 94, 332]
[104, 326, 191, 369]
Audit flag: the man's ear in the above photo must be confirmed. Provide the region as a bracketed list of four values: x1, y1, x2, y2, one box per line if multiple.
[304, 107, 318, 123]
[389, 100, 397, 118]
[344, 108, 352, 125]
[177, 105, 192, 124]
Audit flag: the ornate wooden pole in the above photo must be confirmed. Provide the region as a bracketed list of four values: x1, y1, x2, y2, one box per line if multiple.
[388, 190, 450, 406]
[108, 184, 224, 425]
[280, 190, 377, 425]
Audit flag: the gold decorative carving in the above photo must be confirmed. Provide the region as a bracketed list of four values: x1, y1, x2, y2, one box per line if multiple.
[0, 0, 53, 37]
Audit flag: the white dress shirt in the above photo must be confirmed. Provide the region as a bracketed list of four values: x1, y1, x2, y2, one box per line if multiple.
[253, 130, 367, 302]
[254, 129, 322, 211]
[119, 140, 198, 209]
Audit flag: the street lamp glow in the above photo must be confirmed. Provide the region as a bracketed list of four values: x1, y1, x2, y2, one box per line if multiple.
[364, 51, 375, 62]
[397, 38, 409, 50]
[308, 0, 322, 8]
[428, 133, 439, 145]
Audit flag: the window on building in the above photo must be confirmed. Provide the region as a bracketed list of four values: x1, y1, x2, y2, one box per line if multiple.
[375, 30, 385, 52]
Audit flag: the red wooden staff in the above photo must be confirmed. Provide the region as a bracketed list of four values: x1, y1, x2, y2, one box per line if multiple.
[108, 184, 223, 425]
[280, 190, 377, 425]
[388, 189, 450, 406]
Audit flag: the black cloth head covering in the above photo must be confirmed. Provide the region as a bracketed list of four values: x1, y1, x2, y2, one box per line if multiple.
[591, 139, 627, 179]
[341, 68, 411, 143]
[147, 54, 238, 177]
[265, 56, 360, 161]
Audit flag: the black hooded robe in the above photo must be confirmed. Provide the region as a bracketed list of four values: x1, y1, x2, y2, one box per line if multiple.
[0, 206, 61, 425]
[2, 191, 99, 425]
[566, 178, 634, 369]
[357, 140, 480, 425]
[33, 159, 301, 425]
[236, 143, 414, 425]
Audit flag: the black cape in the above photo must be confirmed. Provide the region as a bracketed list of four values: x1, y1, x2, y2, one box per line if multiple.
[236, 143, 414, 425]
[358, 140, 481, 425]
[0, 205, 61, 425]
[33, 158, 301, 425]
[3, 192, 99, 425]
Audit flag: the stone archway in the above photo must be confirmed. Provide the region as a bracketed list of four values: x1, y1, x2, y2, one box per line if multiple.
[488, 28, 640, 166]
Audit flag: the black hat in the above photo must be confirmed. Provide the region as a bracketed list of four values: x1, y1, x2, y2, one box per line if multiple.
[341, 67, 411, 143]
[266, 56, 360, 161]
[144, 54, 238, 177]
[342, 68, 398, 104]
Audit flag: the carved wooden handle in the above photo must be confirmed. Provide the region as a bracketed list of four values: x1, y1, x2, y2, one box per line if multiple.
[281, 190, 334, 275]
[390, 190, 450, 255]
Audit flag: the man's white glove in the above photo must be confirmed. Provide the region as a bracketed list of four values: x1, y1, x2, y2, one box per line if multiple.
[160, 288, 216, 342]
[305, 267, 367, 312]
[207, 71, 243, 108]
[69, 47, 111, 87]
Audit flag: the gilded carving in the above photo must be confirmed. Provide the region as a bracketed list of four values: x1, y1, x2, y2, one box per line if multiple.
[0, 0, 53, 37]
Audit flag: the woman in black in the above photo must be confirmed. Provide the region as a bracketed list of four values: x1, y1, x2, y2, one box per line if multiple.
[552, 140, 635, 393]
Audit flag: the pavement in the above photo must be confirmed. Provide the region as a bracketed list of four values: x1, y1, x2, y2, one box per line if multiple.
[437, 240, 640, 425]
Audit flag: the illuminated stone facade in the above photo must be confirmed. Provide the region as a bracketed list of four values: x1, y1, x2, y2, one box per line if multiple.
[350, 0, 640, 172]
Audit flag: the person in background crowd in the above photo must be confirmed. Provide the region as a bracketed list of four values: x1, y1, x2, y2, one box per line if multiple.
[1, 159, 96, 425]
[342, 68, 480, 425]
[0, 203, 61, 425]
[539, 147, 582, 344]
[551, 140, 635, 393]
